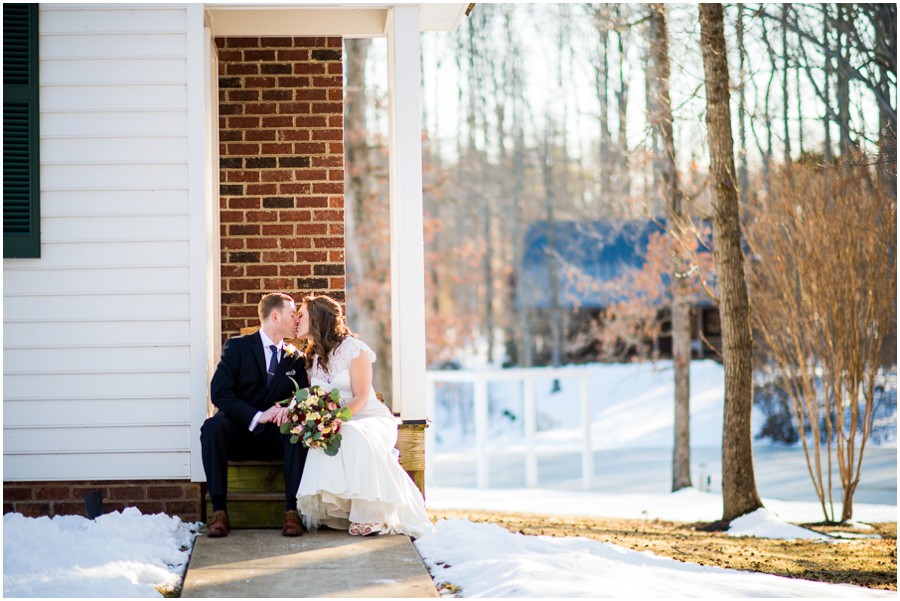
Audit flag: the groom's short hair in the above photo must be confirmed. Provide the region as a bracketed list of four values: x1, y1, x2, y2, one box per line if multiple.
[258, 292, 294, 323]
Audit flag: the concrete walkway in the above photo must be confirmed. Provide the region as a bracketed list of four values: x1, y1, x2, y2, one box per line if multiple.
[181, 529, 439, 598]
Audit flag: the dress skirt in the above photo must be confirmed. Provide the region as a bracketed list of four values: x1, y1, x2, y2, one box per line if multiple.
[296, 401, 432, 538]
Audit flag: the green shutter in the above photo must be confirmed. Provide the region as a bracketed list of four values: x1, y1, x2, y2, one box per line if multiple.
[3, 3, 40, 258]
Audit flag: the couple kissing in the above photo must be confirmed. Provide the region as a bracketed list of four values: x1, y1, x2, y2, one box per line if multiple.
[200, 292, 431, 539]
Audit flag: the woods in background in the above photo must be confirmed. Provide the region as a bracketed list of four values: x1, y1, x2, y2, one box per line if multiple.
[342, 3, 896, 522]
[414, 4, 893, 370]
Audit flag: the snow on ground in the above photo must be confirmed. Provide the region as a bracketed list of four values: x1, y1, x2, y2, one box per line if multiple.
[726, 508, 832, 540]
[414, 517, 895, 598]
[432, 360, 897, 452]
[2, 508, 198, 597]
[3, 361, 895, 597]
[4, 489, 895, 598]
[433, 361, 737, 453]
[424, 486, 899, 525]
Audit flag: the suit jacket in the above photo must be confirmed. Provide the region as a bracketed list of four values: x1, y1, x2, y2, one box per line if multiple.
[209, 332, 310, 431]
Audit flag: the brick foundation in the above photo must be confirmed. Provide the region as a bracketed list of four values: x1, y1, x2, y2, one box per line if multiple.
[217, 36, 346, 341]
[3, 480, 204, 523]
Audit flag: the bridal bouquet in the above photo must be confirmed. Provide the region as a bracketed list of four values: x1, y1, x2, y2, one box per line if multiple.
[278, 380, 351, 456]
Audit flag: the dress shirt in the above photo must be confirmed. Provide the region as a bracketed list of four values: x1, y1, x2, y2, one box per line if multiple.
[248, 329, 282, 431]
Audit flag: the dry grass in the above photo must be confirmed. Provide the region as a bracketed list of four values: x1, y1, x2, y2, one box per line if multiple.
[429, 509, 897, 591]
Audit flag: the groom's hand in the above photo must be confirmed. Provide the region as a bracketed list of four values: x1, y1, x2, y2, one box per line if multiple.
[258, 405, 281, 425]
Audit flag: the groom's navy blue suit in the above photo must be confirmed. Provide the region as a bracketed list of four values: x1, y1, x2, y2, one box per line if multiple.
[201, 331, 309, 512]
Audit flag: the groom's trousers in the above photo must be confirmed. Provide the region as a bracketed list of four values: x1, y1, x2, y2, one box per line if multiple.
[200, 412, 309, 512]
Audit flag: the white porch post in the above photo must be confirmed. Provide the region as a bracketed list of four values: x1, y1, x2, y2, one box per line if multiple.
[187, 4, 211, 481]
[386, 6, 426, 421]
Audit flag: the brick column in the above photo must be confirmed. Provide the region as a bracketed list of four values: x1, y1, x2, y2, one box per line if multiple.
[217, 37, 345, 341]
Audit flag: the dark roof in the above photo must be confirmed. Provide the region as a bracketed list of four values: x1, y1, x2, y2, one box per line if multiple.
[519, 219, 706, 309]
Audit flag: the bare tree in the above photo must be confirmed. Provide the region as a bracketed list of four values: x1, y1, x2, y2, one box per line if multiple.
[822, 4, 834, 164]
[343, 38, 394, 402]
[745, 164, 897, 523]
[615, 6, 631, 200]
[836, 5, 853, 156]
[648, 3, 691, 492]
[506, 6, 534, 367]
[781, 3, 793, 177]
[593, 4, 613, 206]
[699, 2, 763, 522]
[761, 4, 897, 158]
[736, 3, 749, 204]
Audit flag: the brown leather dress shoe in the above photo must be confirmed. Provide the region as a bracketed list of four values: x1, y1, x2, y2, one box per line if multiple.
[207, 510, 230, 538]
[282, 510, 304, 537]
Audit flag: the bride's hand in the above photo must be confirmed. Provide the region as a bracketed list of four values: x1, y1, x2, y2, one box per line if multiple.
[259, 405, 287, 426]
[272, 407, 289, 427]
[258, 405, 279, 425]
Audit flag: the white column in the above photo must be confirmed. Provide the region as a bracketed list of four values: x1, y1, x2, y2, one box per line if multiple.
[187, 4, 211, 481]
[386, 6, 427, 421]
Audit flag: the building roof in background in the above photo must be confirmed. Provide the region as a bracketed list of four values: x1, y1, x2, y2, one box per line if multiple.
[519, 219, 712, 309]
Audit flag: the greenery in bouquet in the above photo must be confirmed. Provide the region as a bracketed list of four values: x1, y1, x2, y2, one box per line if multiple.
[278, 380, 351, 456]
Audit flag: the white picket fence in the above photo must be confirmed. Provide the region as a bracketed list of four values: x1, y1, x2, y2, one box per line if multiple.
[425, 367, 595, 490]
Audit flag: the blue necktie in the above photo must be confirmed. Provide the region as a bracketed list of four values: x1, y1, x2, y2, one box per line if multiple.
[267, 344, 279, 386]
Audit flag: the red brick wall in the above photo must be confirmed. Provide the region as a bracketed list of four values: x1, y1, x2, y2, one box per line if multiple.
[3, 480, 204, 523]
[216, 36, 346, 341]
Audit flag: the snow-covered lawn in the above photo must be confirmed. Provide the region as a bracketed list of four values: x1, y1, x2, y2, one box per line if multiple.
[4, 492, 895, 598]
[4, 361, 895, 597]
[415, 513, 895, 598]
[425, 486, 898, 525]
[3, 508, 197, 597]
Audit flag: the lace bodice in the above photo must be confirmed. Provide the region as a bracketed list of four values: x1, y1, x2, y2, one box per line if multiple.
[308, 337, 388, 418]
[308, 336, 376, 384]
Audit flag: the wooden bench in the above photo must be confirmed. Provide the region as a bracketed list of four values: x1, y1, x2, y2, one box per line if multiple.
[205, 327, 427, 527]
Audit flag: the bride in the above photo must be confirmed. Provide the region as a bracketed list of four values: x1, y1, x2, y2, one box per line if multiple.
[289, 294, 432, 538]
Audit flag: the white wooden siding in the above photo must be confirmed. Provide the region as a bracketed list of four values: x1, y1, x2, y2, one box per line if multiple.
[5, 397, 191, 427]
[3, 4, 200, 482]
[10, 453, 191, 481]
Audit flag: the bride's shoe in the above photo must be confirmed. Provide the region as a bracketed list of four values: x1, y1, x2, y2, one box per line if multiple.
[349, 522, 381, 536]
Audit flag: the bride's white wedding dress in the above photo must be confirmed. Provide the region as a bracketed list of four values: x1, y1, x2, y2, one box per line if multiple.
[296, 336, 432, 538]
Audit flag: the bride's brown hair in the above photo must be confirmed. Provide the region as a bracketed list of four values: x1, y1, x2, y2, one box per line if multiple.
[301, 294, 356, 372]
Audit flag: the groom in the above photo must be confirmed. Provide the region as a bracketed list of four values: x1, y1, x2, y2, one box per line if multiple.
[201, 292, 309, 537]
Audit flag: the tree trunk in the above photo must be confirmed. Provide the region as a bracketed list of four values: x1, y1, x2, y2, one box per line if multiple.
[616, 23, 630, 199]
[874, 4, 897, 195]
[649, 4, 691, 492]
[795, 26, 804, 156]
[483, 176, 495, 364]
[595, 5, 612, 205]
[836, 5, 852, 157]
[464, 14, 496, 364]
[544, 147, 562, 368]
[699, 3, 763, 522]
[761, 20, 776, 198]
[878, 70, 897, 196]
[343, 38, 394, 401]
[781, 4, 793, 177]
[506, 8, 532, 367]
[543, 8, 567, 369]
[822, 5, 834, 164]
[737, 4, 749, 205]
